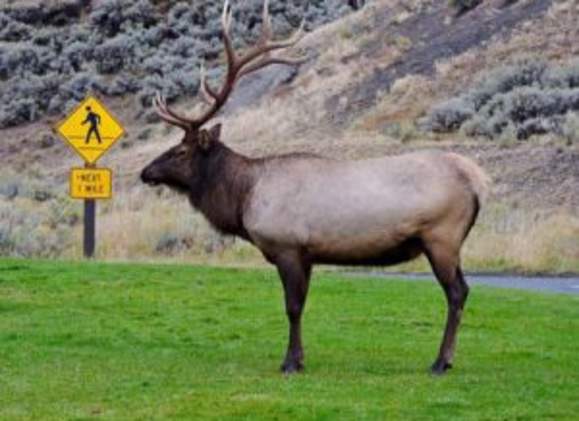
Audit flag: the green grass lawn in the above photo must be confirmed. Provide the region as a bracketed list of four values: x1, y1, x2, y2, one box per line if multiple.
[0, 259, 578, 420]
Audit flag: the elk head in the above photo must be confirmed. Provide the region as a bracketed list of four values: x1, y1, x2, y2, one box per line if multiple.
[140, 0, 306, 192]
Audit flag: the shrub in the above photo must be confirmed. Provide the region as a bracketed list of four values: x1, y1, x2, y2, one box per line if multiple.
[0, 73, 62, 126]
[4, 0, 85, 26]
[0, 167, 76, 257]
[562, 112, 579, 145]
[0, 0, 358, 129]
[542, 60, 579, 89]
[107, 75, 142, 96]
[39, 134, 57, 149]
[0, 202, 73, 257]
[449, 0, 482, 14]
[0, 14, 30, 41]
[0, 98, 38, 127]
[89, 0, 125, 37]
[427, 58, 579, 140]
[0, 45, 41, 78]
[62, 41, 90, 71]
[129, 25, 166, 49]
[169, 68, 200, 96]
[60, 72, 107, 100]
[93, 34, 137, 74]
[467, 59, 548, 111]
[3, 5, 47, 25]
[124, 0, 159, 28]
[428, 97, 474, 132]
[501, 87, 560, 123]
[0, 180, 19, 200]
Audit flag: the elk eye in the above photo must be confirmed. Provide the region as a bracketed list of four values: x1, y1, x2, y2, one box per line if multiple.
[176, 148, 188, 157]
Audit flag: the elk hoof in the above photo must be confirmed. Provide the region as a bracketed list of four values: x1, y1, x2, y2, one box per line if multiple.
[430, 360, 453, 375]
[281, 360, 304, 375]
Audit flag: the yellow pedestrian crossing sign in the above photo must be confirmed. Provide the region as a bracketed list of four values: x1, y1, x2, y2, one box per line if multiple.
[54, 95, 125, 164]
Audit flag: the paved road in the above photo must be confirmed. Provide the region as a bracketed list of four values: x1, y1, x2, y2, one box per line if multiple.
[347, 272, 579, 295]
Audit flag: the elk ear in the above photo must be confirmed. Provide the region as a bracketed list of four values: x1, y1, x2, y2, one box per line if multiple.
[208, 123, 222, 141]
[198, 124, 221, 151]
[198, 129, 212, 151]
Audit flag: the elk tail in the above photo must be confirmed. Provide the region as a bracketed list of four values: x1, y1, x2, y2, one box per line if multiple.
[446, 153, 492, 205]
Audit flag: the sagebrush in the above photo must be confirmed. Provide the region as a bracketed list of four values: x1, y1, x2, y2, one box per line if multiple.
[0, 0, 358, 128]
[427, 58, 579, 140]
[449, 0, 482, 14]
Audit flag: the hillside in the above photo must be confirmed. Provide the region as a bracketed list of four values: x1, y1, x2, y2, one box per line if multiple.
[1, 0, 578, 272]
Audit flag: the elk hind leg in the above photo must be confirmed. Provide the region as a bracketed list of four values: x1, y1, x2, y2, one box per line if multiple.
[425, 243, 469, 375]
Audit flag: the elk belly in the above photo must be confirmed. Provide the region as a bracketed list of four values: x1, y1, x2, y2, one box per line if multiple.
[309, 237, 424, 266]
[303, 216, 425, 265]
[245, 189, 427, 265]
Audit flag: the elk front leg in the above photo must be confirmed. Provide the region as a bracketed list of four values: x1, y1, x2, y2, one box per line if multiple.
[275, 251, 312, 374]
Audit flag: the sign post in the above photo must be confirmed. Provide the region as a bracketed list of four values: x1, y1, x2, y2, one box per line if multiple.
[84, 197, 96, 258]
[54, 95, 125, 259]
[69, 165, 113, 258]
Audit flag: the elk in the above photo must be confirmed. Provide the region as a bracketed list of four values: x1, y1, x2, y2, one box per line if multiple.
[141, 0, 490, 375]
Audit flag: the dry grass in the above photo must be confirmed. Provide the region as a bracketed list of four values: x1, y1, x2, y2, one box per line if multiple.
[355, 73, 435, 135]
[463, 205, 579, 273]
[64, 185, 262, 266]
[73, 188, 215, 259]
[56, 184, 578, 274]
[394, 204, 579, 274]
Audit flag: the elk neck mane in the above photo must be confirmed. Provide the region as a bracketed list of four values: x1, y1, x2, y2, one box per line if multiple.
[188, 141, 257, 240]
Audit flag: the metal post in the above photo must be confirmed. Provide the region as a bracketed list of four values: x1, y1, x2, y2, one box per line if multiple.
[83, 162, 96, 259]
[84, 199, 96, 258]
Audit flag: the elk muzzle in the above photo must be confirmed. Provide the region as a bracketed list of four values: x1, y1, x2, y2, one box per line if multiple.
[140, 164, 162, 186]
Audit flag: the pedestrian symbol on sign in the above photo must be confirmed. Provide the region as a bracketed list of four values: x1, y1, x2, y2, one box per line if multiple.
[82, 106, 102, 144]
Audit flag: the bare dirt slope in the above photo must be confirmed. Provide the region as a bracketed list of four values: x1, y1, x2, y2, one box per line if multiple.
[325, 0, 553, 127]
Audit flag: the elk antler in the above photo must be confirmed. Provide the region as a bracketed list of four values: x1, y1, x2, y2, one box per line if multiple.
[154, 0, 307, 131]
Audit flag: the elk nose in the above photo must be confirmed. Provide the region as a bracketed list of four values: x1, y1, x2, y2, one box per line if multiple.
[140, 166, 156, 185]
[140, 167, 150, 183]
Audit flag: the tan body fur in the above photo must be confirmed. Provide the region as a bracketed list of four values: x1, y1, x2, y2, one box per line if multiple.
[245, 151, 488, 266]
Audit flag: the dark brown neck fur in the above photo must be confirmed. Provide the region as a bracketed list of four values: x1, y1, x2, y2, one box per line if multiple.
[188, 142, 256, 240]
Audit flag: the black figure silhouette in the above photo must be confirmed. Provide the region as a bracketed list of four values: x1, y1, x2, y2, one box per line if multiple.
[82, 106, 102, 144]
